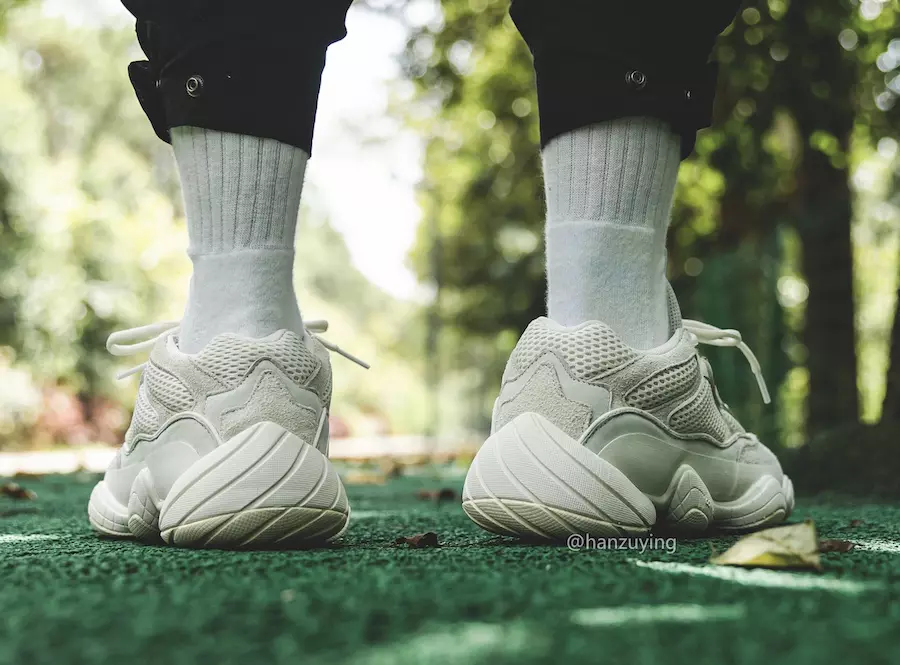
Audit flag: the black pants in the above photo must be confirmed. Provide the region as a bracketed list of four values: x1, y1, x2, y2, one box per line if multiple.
[123, 0, 741, 158]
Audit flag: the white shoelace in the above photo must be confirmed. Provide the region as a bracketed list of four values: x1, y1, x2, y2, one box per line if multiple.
[107, 320, 369, 380]
[682, 319, 770, 404]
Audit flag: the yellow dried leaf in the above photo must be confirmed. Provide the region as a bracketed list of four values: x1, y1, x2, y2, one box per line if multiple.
[710, 520, 821, 570]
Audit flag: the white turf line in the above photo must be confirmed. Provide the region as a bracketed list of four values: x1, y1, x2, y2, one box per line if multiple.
[352, 510, 440, 521]
[351, 510, 399, 520]
[571, 603, 745, 627]
[0, 534, 59, 544]
[632, 560, 874, 593]
[346, 622, 537, 665]
[854, 538, 900, 554]
[345, 605, 744, 662]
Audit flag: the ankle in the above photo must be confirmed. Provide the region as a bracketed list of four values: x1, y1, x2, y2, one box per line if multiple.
[179, 249, 303, 353]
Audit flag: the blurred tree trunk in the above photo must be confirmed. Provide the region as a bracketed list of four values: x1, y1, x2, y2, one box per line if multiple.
[881, 294, 900, 421]
[794, 155, 858, 435]
[785, 1, 859, 438]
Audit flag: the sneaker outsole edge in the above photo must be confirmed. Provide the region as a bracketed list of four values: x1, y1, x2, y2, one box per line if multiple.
[463, 411, 793, 540]
[88, 421, 349, 549]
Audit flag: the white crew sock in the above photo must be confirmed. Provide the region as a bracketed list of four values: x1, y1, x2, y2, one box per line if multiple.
[542, 117, 681, 349]
[171, 126, 308, 354]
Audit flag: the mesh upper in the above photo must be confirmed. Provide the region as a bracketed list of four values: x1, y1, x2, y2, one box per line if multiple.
[668, 378, 733, 441]
[512, 322, 637, 380]
[505, 317, 746, 444]
[124, 330, 330, 448]
[125, 382, 159, 446]
[132, 385, 157, 429]
[626, 357, 698, 411]
[196, 332, 320, 388]
[144, 367, 194, 412]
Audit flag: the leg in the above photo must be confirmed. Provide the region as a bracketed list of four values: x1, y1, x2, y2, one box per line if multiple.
[124, 0, 352, 352]
[88, 1, 362, 548]
[512, 0, 741, 349]
[462, 2, 795, 540]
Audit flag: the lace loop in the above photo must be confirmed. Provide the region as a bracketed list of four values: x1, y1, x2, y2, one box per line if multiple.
[107, 319, 368, 380]
[107, 321, 180, 379]
[305, 320, 370, 369]
[683, 319, 771, 404]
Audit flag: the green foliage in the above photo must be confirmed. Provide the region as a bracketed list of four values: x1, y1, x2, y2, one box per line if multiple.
[293, 210, 432, 437]
[0, 4, 433, 446]
[0, 7, 188, 445]
[402, 1, 544, 427]
[407, 2, 543, 336]
[2, 0, 899, 448]
[405, 0, 900, 442]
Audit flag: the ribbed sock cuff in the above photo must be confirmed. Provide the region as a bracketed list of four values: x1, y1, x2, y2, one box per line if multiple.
[172, 127, 308, 255]
[542, 118, 680, 232]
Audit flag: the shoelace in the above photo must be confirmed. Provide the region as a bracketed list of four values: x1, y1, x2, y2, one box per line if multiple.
[682, 319, 770, 404]
[107, 320, 369, 380]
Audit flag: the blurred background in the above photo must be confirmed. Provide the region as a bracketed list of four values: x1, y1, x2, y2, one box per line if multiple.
[0, 0, 898, 492]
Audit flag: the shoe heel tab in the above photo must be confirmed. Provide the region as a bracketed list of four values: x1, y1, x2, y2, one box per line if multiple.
[642, 327, 689, 356]
[523, 316, 554, 333]
[153, 334, 183, 362]
[525, 317, 620, 338]
[172, 329, 299, 359]
[524, 316, 592, 333]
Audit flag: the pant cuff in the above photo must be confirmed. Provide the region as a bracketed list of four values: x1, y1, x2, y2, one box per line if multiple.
[531, 49, 720, 159]
[129, 40, 328, 154]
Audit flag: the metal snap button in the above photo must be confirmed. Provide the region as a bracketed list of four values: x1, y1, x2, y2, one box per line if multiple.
[625, 70, 647, 90]
[185, 75, 204, 97]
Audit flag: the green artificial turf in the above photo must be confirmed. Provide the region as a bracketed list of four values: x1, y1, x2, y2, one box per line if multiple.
[2, 470, 900, 665]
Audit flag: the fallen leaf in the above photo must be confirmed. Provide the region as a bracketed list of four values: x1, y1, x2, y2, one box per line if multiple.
[848, 519, 864, 528]
[819, 539, 856, 553]
[395, 532, 440, 548]
[1, 483, 37, 500]
[710, 520, 821, 570]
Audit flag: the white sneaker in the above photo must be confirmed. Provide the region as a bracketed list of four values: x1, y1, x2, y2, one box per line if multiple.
[463, 290, 794, 539]
[88, 320, 366, 548]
